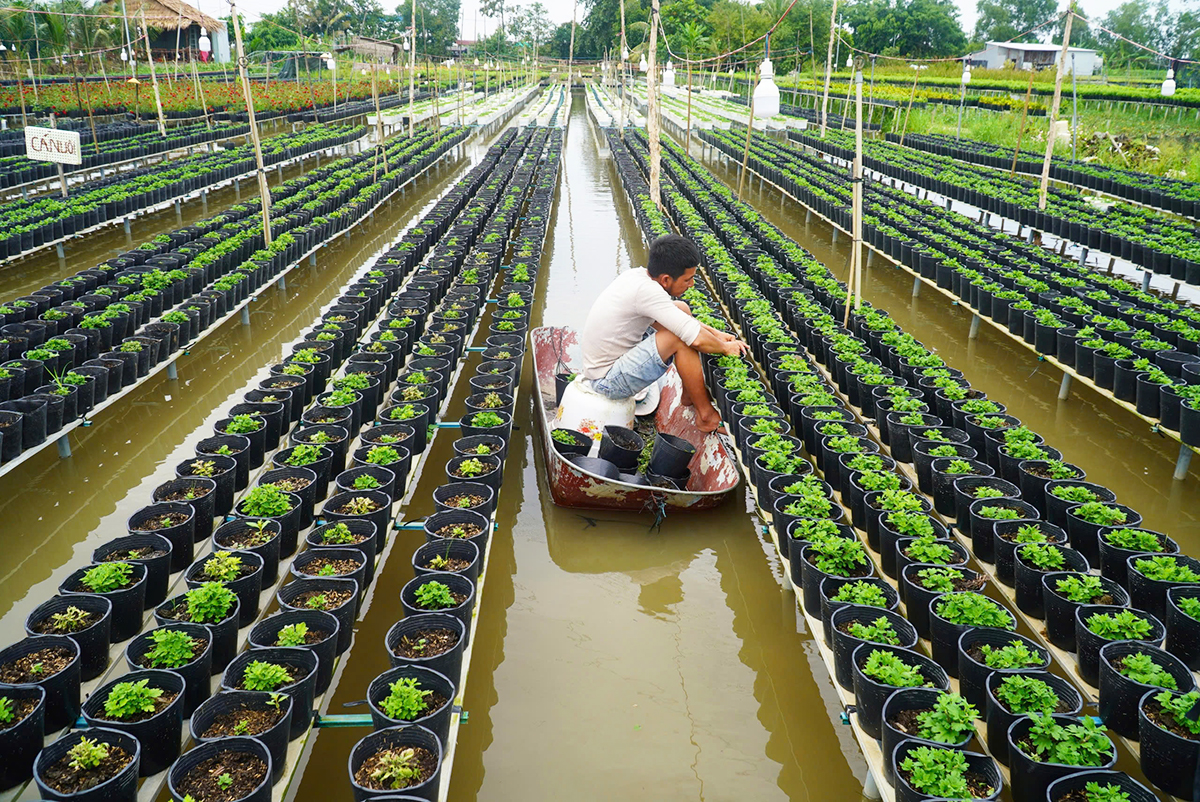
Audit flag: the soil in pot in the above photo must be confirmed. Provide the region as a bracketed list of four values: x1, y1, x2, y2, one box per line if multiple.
[37, 737, 136, 796]
[0, 645, 74, 683]
[173, 749, 269, 800]
[200, 705, 288, 739]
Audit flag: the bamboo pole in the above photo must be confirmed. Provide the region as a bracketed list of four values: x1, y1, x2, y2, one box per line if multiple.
[371, 62, 388, 174]
[685, 60, 692, 157]
[898, 67, 921, 147]
[618, 0, 627, 137]
[646, 0, 662, 207]
[1039, 10, 1074, 211]
[229, 0, 272, 245]
[139, 9, 167, 136]
[737, 91, 755, 200]
[408, 0, 416, 137]
[1010, 69, 1036, 176]
[843, 63, 863, 327]
[71, 62, 99, 154]
[818, 0, 838, 136]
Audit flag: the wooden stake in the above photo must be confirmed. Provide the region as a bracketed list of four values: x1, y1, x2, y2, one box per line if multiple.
[647, 0, 662, 207]
[1011, 69, 1035, 176]
[192, 59, 211, 129]
[408, 0, 416, 137]
[1039, 10, 1074, 211]
[139, 9, 168, 136]
[229, 1, 272, 245]
[819, 0, 838, 136]
[738, 91, 755, 200]
[898, 67, 921, 147]
[685, 60, 692, 157]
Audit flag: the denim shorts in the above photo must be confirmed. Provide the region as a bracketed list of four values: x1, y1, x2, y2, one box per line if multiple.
[590, 331, 670, 400]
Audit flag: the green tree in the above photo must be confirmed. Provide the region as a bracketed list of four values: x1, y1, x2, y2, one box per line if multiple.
[248, 10, 302, 52]
[973, 0, 1058, 43]
[1097, 0, 1163, 66]
[848, 0, 966, 57]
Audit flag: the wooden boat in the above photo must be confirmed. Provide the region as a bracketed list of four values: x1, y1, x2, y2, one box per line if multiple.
[531, 326, 740, 511]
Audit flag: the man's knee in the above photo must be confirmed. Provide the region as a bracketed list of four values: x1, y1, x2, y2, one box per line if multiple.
[674, 300, 691, 316]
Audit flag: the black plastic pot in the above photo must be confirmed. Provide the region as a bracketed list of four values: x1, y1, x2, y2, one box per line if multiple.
[212, 518, 282, 587]
[892, 740, 1001, 802]
[0, 635, 80, 733]
[367, 664, 456, 745]
[24, 593, 112, 681]
[1075, 603, 1165, 687]
[153, 590, 240, 673]
[1047, 769, 1158, 802]
[400, 573, 476, 647]
[291, 548, 368, 612]
[829, 605, 917, 690]
[966, 498, 1040, 563]
[126, 501, 195, 574]
[198, 434, 252, 491]
[952, 476, 1020, 533]
[124, 622, 212, 717]
[1041, 571, 1129, 651]
[931, 458, 994, 517]
[321, 490, 392, 552]
[0, 683, 43, 790]
[306, 519, 379, 580]
[1006, 714, 1116, 802]
[1098, 640, 1195, 739]
[819, 575, 899, 647]
[647, 432, 695, 478]
[432, 482, 495, 518]
[928, 592, 1016, 676]
[34, 727, 140, 802]
[1128, 553, 1200, 623]
[190, 691, 293, 785]
[1066, 502, 1143, 566]
[413, 538, 481, 587]
[338, 464, 399, 503]
[422, 508, 491, 561]
[277, 578, 358, 655]
[1139, 688, 1200, 799]
[272, 445, 335, 502]
[880, 687, 969, 785]
[984, 670, 1082, 765]
[167, 736, 271, 802]
[235, 491, 302, 559]
[348, 724, 442, 801]
[957, 627, 1050, 712]
[385, 613, 468, 684]
[850, 642, 948, 740]
[259, 466, 319, 530]
[1165, 585, 1200, 670]
[249, 609, 341, 696]
[1098, 527, 1178, 587]
[222, 647, 318, 740]
[60, 561, 147, 642]
[81, 669, 184, 776]
[598, 425, 644, 470]
[186, 550, 264, 627]
[177, 454, 238, 515]
[1013, 544, 1088, 619]
[95, 532, 173, 609]
[1044, 481, 1116, 528]
[550, 427, 591, 456]
[899, 563, 983, 639]
[991, 520, 1068, 587]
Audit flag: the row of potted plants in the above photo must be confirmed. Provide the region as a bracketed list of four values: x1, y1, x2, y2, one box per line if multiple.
[346, 123, 561, 800]
[894, 132, 1200, 218]
[617, 125, 1196, 801]
[0, 120, 251, 189]
[700, 127, 1200, 446]
[0, 119, 542, 801]
[0, 124, 469, 474]
[791, 129, 1200, 284]
[0, 122, 372, 263]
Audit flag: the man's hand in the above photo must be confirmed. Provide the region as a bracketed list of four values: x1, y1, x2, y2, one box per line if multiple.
[721, 337, 749, 357]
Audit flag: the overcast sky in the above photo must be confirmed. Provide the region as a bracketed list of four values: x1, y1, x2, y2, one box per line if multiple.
[228, 0, 1191, 47]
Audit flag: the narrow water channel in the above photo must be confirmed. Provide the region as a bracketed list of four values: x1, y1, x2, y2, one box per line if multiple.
[698, 150, 1200, 549]
[0, 142, 481, 643]
[291, 91, 868, 801]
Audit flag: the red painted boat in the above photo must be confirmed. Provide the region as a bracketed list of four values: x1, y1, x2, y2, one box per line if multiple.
[532, 326, 740, 512]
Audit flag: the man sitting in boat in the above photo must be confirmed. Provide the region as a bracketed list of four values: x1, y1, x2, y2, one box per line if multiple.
[579, 234, 747, 434]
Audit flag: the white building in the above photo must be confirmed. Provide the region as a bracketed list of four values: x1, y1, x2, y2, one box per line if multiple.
[968, 41, 1101, 75]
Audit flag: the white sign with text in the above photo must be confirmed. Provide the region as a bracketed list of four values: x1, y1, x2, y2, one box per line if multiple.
[25, 126, 82, 165]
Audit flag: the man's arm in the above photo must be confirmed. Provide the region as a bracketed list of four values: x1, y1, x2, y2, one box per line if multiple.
[691, 326, 748, 356]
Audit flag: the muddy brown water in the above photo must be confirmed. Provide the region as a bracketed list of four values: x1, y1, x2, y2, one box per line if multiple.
[10, 90, 1197, 800]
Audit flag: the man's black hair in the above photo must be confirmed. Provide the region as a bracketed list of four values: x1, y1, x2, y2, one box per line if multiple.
[647, 234, 701, 279]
